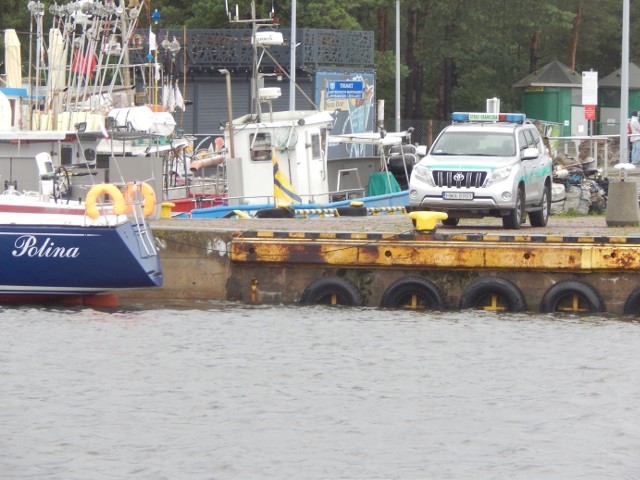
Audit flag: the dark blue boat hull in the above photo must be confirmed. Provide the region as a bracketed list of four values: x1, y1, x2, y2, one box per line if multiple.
[0, 222, 163, 296]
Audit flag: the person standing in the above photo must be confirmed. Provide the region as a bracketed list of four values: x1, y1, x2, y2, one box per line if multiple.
[630, 111, 640, 165]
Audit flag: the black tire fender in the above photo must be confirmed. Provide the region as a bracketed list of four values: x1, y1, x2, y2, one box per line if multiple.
[336, 205, 367, 217]
[459, 276, 526, 312]
[380, 277, 444, 310]
[623, 286, 640, 315]
[540, 280, 604, 313]
[255, 207, 295, 218]
[300, 276, 362, 306]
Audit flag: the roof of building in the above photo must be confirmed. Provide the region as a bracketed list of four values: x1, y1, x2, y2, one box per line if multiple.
[512, 60, 582, 88]
[599, 62, 640, 89]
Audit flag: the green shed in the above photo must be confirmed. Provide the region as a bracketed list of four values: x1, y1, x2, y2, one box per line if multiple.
[598, 62, 640, 135]
[513, 60, 582, 136]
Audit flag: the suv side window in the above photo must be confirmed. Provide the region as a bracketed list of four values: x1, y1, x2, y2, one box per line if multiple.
[530, 129, 543, 153]
[518, 131, 529, 153]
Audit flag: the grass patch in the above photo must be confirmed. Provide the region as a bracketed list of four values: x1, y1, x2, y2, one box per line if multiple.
[552, 210, 605, 218]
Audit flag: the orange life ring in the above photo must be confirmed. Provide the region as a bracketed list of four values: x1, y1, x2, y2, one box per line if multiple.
[124, 182, 156, 217]
[85, 184, 126, 219]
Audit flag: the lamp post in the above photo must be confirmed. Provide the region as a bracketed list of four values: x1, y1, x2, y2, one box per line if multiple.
[395, 0, 401, 132]
[605, 0, 640, 226]
[289, 0, 296, 110]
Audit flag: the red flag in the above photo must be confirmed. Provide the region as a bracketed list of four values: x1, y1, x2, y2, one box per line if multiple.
[71, 51, 97, 77]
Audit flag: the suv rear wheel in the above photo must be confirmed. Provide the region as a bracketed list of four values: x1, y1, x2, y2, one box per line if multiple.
[442, 217, 460, 227]
[503, 187, 524, 229]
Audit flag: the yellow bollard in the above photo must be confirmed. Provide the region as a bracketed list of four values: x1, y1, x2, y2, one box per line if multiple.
[160, 202, 175, 219]
[408, 211, 448, 233]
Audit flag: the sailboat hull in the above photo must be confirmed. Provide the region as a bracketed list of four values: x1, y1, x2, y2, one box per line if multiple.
[0, 222, 162, 296]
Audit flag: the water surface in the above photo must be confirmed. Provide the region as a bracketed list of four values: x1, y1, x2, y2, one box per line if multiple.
[2, 302, 639, 479]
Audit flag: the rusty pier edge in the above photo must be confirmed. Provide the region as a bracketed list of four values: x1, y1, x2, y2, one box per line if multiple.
[125, 217, 640, 316]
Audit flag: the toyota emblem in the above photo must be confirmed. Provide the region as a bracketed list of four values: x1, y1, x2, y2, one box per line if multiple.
[453, 172, 465, 183]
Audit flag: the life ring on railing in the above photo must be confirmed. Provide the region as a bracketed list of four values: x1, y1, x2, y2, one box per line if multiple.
[539, 279, 604, 314]
[300, 276, 362, 306]
[124, 182, 156, 217]
[85, 183, 126, 219]
[623, 286, 640, 315]
[459, 276, 526, 312]
[380, 276, 444, 310]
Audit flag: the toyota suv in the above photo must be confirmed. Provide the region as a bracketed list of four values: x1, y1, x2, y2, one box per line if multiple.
[408, 112, 552, 229]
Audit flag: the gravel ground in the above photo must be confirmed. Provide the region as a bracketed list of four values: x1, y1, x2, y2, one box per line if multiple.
[151, 213, 640, 237]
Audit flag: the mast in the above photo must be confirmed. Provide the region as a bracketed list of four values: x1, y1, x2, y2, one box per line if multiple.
[226, 0, 278, 117]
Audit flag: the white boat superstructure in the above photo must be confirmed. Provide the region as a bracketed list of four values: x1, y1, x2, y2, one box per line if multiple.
[1, 0, 189, 206]
[213, 0, 419, 211]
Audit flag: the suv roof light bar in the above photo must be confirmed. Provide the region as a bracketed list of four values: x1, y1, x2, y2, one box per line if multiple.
[451, 112, 526, 124]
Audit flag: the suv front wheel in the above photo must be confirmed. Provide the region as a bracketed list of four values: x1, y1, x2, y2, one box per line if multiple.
[529, 183, 550, 227]
[503, 187, 524, 229]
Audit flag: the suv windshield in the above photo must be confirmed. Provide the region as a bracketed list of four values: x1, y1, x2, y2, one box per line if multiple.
[431, 132, 515, 157]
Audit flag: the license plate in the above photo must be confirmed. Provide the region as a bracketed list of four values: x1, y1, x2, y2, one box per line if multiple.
[443, 192, 473, 200]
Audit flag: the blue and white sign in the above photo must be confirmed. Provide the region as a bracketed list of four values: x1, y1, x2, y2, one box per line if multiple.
[326, 80, 364, 99]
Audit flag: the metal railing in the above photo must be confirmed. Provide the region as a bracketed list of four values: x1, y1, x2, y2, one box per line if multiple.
[129, 28, 375, 70]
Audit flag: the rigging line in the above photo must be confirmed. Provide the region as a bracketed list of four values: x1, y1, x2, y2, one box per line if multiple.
[260, 46, 317, 109]
[106, 2, 146, 97]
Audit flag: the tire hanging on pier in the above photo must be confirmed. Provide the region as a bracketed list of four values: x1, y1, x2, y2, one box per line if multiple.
[255, 207, 295, 218]
[623, 286, 640, 315]
[300, 276, 362, 306]
[336, 205, 367, 217]
[459, 276, 526, 312]
[380, 277, 444, 310]
[539, 279, 604, 314]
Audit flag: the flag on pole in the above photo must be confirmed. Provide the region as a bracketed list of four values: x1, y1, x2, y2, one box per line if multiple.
[272, 148, 301, 204]
[149, 29, 157, 52]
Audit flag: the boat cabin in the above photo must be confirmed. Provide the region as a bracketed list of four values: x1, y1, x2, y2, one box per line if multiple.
[224, 109, 335, 205]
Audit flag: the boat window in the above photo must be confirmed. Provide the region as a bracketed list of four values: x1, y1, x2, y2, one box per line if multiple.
[250, 133, 272, 162]
[61, 145, 73, 165]
[311, 133, 322, 160]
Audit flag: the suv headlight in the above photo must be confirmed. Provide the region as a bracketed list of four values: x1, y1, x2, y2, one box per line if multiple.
[484, 165, 512, 187]
[412, 164, 435, 186]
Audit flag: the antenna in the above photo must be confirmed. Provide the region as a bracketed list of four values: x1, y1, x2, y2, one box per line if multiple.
[225, 0, 280, 115]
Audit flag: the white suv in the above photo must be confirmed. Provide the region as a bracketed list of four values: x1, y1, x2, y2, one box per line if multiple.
[408, 112, 552, 229]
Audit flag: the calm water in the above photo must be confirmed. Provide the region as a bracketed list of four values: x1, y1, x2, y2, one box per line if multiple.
[1, 301, 640, 480]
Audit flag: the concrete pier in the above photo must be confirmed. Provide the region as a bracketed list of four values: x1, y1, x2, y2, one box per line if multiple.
[122, 214, 640, 315]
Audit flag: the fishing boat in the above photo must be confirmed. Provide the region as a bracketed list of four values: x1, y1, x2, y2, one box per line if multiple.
[177, 1, 418, 219]
[0, 151, 162, 305]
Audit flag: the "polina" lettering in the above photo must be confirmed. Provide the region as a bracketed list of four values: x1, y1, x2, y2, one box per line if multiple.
[12, 235, 80, 258]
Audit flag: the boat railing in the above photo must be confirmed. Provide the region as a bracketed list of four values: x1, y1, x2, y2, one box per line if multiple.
[125, 184, 158, 258]
[327, 188, 366, 202]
